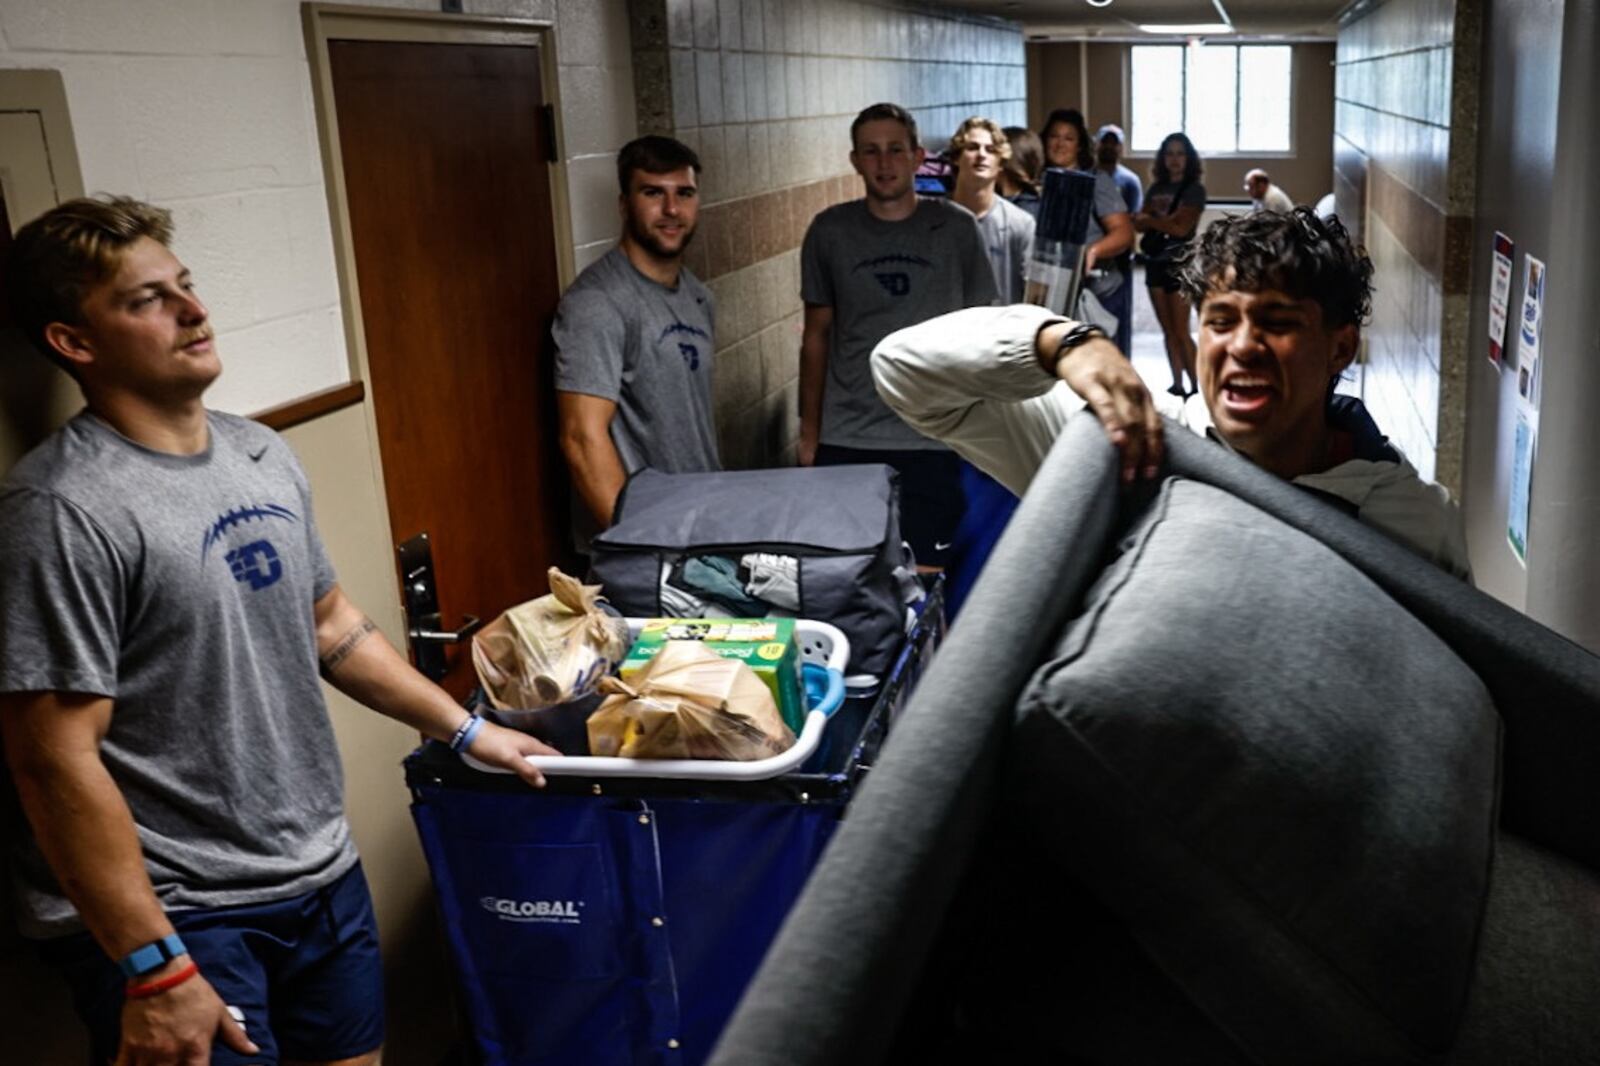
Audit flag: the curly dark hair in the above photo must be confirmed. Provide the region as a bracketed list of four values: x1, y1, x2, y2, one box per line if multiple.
[1040, 108, 1093, 171]
[1152, 131, 1202, 185]
[1176, 207, 1375, 328]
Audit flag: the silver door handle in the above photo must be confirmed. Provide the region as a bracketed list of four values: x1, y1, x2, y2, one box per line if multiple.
[409, 615, 483, 645]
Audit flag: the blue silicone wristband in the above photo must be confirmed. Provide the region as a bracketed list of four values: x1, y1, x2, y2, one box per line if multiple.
[450, 713, 485, 753]
[117, 933, 187, 979]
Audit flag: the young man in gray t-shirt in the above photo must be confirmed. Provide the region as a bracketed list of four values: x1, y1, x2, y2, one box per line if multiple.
[0, 197, 555, 1066]
[799, 103, 997, 567]
[554, 136, 720, 543]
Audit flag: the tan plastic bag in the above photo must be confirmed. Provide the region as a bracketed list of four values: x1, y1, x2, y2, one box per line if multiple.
[586, 641, 796, 760]
[472, 568, 631, 710]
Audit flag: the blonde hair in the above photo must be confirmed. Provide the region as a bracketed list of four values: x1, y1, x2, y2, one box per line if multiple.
[4, 195, 175, 365]
[949, 117, 1013, 164]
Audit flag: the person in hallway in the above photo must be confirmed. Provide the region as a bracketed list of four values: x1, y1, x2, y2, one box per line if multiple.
[1038, 108, 1137, 354]
[999, 125, 1043, 218]
[949, 117, 1036, 304]
[799, 102, 997, 569]
[0, 196, 557, 1066]
[945, 116, 1038, 613]
[554, 135, 719, 539]
[1135, 131, 1207, 397]
[872, 207, 1471, 578]
[1094, 124, 1143, 216]
[1245, 168, 1295, 213]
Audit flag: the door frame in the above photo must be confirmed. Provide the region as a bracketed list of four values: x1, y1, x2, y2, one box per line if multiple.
[301, 3, 577, 554]
[0, 69, 86, 211]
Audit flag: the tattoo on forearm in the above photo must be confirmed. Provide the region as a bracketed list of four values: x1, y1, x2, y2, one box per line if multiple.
[321, 618, 377, 674]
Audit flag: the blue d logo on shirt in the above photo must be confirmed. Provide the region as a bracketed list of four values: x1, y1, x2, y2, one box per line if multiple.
[226, 541, 283, 591]
[874, 272, 911, 296]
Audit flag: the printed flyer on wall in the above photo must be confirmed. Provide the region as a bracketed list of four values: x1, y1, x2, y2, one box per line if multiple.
[1486, 232, 1514, 367]
[1508, 410, 1535, 565]
[1516, 254, 1545, 407]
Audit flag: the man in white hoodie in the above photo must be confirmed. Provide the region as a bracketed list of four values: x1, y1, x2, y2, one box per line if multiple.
[872, 207, 1470, 577]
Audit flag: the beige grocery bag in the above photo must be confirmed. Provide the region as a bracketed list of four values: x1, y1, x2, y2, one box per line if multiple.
[586, 640, 796, 760]
[472, 568, 631, 710]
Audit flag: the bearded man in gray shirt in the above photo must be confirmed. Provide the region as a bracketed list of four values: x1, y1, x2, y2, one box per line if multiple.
[0, 197, 556, 1066]
[799, 103, 997, 567]
[554, 135, 720, 540]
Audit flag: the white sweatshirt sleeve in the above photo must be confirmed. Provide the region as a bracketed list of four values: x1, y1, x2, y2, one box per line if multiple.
[870, 304, 1091, 496]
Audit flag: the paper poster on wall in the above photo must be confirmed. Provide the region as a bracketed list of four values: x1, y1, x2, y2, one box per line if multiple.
[1507, 410, 1535, 565]
[1486, 231, 1514, 367]
[1515, 254, 1545, 406]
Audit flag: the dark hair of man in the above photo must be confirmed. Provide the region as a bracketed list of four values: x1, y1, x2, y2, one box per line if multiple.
[616, 135, 702, 196]
[1152, 131, 1203, 185]
[3, 195, 175, 372]
[1001, 126, 1043, 194]
[850, 102, 919, 151]
[1176, 207, 1374, 329]
[1039, 108, 1093, 171]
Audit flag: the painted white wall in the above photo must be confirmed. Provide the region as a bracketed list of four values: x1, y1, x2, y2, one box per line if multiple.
[0, 0, 637, 414]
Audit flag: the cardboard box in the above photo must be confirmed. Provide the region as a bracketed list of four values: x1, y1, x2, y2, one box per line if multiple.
[621, 619, 804, 733]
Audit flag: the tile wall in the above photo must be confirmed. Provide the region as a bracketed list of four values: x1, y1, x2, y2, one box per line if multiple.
[629, 0, 1027, 467]
[1334, 0, 1481, 492]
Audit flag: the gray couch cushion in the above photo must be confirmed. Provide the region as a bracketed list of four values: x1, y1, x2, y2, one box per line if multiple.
[1009, 478, 1501, 1064]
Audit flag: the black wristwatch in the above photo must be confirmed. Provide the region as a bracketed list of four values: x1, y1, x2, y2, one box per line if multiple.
[1050, 323, 1108, 372]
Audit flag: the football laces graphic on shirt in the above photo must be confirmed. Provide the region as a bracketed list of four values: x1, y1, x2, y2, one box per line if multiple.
[200, 503, 299, 561]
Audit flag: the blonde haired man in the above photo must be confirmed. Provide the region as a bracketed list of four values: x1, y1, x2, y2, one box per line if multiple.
[1, 196, 557, 1065]
[949, 117, 1036, 304]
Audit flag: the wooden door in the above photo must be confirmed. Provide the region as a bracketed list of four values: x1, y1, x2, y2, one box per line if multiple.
[328, 40, 570, 698]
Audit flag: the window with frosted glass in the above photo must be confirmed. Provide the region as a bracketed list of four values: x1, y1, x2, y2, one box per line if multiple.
[1130, 46, 1183, 152]
[1130, 44, 1293, 155]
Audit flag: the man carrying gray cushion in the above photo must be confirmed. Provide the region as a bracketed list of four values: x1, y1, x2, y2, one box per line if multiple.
[872, 207, 1470, 577]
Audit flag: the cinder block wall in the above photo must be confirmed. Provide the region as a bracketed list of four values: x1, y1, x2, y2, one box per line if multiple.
[0, 0, 637, 417]
[628, 0, 1027, 469]
[1333, 0, 1481, 493]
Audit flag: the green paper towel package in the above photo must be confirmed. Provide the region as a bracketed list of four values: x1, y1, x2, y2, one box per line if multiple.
[622, 619, 805, 733]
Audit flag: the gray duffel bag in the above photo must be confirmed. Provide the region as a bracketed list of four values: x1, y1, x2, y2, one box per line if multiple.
[589, 465, 913, 679]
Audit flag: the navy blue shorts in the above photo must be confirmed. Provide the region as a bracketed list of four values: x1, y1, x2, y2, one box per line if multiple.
[39, 861, 384, 1065]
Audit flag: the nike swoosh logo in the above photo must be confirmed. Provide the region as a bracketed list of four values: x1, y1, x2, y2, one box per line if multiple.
[933, 541, 953, 552]
[249, 445, 269, 462]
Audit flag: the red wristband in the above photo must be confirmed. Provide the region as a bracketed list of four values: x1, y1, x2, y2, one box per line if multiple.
[125, 959, 199, 999]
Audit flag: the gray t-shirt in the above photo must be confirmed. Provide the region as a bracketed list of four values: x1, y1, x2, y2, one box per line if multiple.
[1079, 167, 1132, 298]
[0, 412, 355, 937]
[801, 198, 998, 450]
[975, 195, 1035, 304]
[552, 247, 721, 476]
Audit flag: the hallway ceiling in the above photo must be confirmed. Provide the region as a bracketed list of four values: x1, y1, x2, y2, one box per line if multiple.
[939, 0, 1349, 38]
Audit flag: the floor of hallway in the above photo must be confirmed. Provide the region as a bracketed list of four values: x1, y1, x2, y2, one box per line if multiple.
[1126, 264, 1191, 395]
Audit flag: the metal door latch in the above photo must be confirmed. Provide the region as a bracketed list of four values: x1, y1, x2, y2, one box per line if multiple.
[397, 531, 481, 681]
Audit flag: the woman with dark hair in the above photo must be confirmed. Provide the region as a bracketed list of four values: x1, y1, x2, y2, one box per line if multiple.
[1037, 109, 1135, 344]
[1135, 131, 1207, 395]
[999, 126, 1043, 217]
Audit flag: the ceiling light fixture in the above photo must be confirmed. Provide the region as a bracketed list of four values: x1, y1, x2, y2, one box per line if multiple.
[1086, 0, 1115, 8]
[1136, 23, 1234, 34]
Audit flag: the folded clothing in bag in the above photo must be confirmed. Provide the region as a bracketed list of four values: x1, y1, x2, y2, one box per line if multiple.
[587, 640, 795, 760]
[591, 465, 918, 679]
[471, 568, 631, 710]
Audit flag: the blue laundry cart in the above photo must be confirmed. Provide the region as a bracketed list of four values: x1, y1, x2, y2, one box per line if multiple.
[406, 595, 944, 1066]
